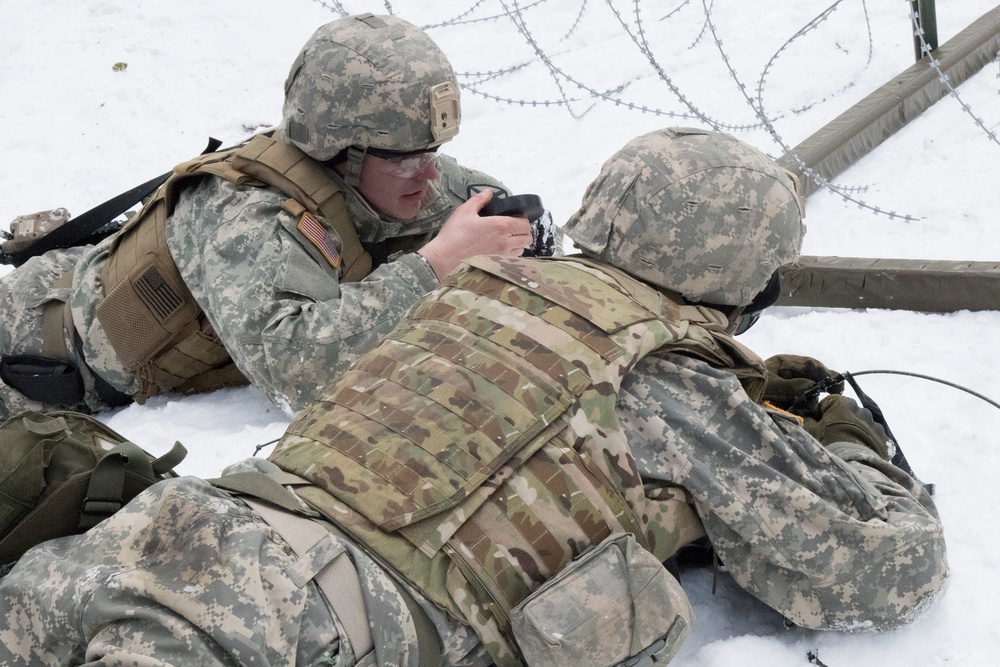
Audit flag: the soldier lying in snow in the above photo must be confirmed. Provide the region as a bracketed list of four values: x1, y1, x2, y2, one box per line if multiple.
[0, 14, 539, 420]
[0, 128, 946, 666]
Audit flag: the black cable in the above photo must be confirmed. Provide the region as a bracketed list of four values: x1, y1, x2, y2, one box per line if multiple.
[848, 369, 1000, 412]
[790, 367, 1000, 495]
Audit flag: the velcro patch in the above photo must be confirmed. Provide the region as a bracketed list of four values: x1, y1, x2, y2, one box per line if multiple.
[297, 211, 341, 270]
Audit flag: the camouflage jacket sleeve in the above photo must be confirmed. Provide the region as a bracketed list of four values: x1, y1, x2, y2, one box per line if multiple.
[618, 353, 948, 632]
[167, 176, 443, 412]
[167, 156, 515, 412]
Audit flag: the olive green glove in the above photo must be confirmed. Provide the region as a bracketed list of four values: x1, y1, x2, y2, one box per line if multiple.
[762, 354, 844, 417]
[801, 394, 891, 460]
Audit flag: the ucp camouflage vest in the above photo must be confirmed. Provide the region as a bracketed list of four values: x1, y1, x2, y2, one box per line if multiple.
[270, 255, 752, 665]
[96, 134, 371, 401]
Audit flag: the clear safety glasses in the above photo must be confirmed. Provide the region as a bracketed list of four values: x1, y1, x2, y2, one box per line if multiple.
[365, 148, 439, 178]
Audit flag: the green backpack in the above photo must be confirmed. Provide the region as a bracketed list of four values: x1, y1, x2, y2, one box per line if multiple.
[0, 410, 186, 565]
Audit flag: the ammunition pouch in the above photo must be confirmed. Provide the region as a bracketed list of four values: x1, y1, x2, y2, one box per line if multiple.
[0, 354, 85, 406]
[98, 255, 201, 371]
[510, 532, 691, 667]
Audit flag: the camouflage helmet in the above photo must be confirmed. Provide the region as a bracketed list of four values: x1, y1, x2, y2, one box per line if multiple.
[564, 128, 804, 306]
[277, 13, 461, 161]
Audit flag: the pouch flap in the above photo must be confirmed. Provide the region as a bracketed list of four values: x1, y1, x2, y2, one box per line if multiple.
[510, 532, 692, 667]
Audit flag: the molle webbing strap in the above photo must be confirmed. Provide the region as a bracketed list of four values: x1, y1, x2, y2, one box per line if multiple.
[232, 134, 372, 282]
[271, 257, 684, 666]
[41, 272, 75, 361]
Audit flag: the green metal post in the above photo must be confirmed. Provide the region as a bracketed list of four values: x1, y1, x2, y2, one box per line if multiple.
[912, 0, 940, 61]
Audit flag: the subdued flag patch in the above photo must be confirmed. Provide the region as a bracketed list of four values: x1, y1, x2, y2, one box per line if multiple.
[297, 211, 341, 270]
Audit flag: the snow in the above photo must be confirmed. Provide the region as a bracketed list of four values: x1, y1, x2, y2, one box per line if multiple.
[3, 1, 1000, 664]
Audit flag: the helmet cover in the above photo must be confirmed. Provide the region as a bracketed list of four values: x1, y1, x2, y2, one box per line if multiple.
[564, 127, 804, 306]
[278, 13, 461, 161]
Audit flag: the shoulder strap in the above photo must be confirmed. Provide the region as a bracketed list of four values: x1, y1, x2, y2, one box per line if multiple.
[231, 134, 372, 282]
[242, 495, 377, 662]
[211, 469, 441, 667]
[3, 172, 168, 267]
[3, 138, 224, 267]
[208, 470, 318, 516]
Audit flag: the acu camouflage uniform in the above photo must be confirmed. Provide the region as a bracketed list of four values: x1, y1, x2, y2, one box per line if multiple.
[620, 352, 947, 632]
[562, 126, 947, 631]
[0, 14, 508, 418]
[0, 153, 500, 420]
[0, 470, 484, 667]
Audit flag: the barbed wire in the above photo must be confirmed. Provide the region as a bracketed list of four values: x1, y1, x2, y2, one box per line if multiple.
[766, 1, 875, 117]
[909, 0, 1000, 147]
[659, 0, 690, 23]
[701, 0, 912, 218]
[618, 0, 744, 131]
[560, 0, 588, 42]
[309, 0, 997, 222]
[420, 0, 550, 29]
[309, 0, 349, 16]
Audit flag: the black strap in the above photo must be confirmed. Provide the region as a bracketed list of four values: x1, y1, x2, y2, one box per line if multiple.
[79, 440, 187, 529]
[4, 172, 169, 267]
[361, 241, 390, 270]
[3, 137, 224, 267]
[841, 372, 923, 483]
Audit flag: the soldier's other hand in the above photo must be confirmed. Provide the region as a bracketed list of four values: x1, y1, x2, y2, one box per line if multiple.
[762, 354, 843, 417]
[800, 394, 891, 460]
[418, 189, 533, 279]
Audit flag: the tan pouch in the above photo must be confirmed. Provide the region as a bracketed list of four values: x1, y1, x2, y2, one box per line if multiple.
[96, 254, 199, 370]
[510, 532, 692, 667]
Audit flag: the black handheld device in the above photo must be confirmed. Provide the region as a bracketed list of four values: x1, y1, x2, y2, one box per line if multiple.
[471, 187, 554, 257]
[479, 193, 546, 223]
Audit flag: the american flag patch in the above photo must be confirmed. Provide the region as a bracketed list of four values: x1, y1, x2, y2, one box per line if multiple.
[297, 211, 341, 270]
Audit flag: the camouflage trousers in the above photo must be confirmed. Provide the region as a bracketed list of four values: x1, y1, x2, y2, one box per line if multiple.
[0, 476, 344, 666]
[0, 248, 106, 419]
[0, 467, 489, 667]
[622, 354, 948, 632]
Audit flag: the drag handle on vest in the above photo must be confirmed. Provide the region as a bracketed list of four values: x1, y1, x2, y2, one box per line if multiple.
[476, 191, 554, 258]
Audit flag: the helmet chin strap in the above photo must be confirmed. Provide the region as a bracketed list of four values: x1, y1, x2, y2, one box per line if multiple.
[344, 146, 366, 187]
[722, 305, 746, 334]
[700, 270, 783, 336]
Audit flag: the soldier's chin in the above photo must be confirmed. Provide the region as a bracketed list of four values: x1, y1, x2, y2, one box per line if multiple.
[396, 192, 425, 218]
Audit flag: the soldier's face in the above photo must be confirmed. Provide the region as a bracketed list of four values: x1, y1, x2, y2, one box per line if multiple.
[357, 153, 440, 220]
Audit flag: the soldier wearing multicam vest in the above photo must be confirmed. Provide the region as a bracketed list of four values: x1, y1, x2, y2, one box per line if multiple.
[559, 129, 947, 634]
[0, 129, 947, 666]
[0, 14, 533, 419]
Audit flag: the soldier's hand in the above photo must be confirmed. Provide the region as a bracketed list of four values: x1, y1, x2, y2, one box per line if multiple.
[418, 189, 532, 279]
[762, 354, 843, 417]
[801, 394, 891, 460]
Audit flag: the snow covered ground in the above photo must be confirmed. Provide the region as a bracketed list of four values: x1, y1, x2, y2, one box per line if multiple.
[2, 1, 999, 664]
